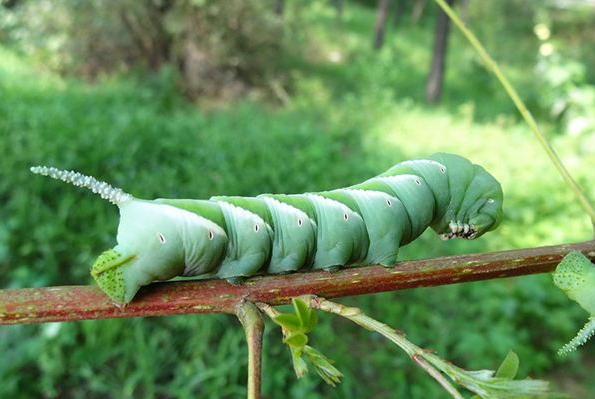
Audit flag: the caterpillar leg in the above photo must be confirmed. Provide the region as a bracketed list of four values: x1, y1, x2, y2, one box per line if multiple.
[225, 276, 246, 285]
[441, 220, 477, 240]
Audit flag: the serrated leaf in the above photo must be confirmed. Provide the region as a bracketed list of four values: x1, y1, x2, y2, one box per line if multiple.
[495, 350, 519, 380]
[303, 345, 343, 387]
[284, 332, 308, 347]
[273, 313, 301, 331]
[292, 298, 312, 329]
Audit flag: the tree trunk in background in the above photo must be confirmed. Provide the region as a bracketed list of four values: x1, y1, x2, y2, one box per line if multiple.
[393, 0, 408, 27]
[119, 3, 172, 72]
[425, 0, 455, 104]
[373, 0, 392, 50]
[275, 0, 284, 17]
[411, 0, 426, 23]
[334, 0, 344, 22]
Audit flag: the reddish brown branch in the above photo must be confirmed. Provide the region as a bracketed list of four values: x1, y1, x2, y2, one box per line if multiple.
[1, 241, 594, 325]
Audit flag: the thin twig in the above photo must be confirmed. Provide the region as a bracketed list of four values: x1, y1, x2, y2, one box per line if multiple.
[258, 302, 280, 319]
[412, 355, 465, 399]
[434, 0, 595, 235]
[236, 301, 265, 399]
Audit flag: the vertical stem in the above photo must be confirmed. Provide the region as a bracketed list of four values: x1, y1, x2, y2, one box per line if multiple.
[237, 301, 265, 399]
[434, 0, 595, 235]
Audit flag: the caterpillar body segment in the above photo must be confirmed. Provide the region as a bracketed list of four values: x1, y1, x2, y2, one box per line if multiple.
[328, 189, 407, 266]
[361, 175, 436, 243]
[211, 195, 318, 274]
[31, 153, 504, 304]
[260, 196, 317, 274]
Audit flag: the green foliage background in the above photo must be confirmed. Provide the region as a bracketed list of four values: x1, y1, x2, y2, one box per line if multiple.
[1, 1, 595, 398]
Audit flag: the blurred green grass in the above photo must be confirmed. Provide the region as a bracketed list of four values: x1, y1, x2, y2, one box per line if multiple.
[1, 2, 595, 398]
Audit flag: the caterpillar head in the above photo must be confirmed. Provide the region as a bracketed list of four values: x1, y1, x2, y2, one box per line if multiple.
[463, 166, 504, 238]
[429, 154, 503, 241]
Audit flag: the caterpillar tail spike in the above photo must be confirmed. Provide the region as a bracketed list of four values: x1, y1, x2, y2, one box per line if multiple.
[32, 153, 504, 305]
[30, 166, 132, 205]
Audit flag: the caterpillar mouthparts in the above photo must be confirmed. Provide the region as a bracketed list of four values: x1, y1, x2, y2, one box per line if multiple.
[439, 221, 477, 241]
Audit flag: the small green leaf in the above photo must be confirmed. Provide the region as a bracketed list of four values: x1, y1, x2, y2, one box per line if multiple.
[290, 347, 308, 379]
[273, 313, 301, 331]
[292, 298, 312, 329]
[305, 307, 318, 332]
[284, 332, 308, 347]
[495, 350, 519, 380]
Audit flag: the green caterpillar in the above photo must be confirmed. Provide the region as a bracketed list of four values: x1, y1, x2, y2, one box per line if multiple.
[31, 153, 503, 305]
[552, 251, 595, 355]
